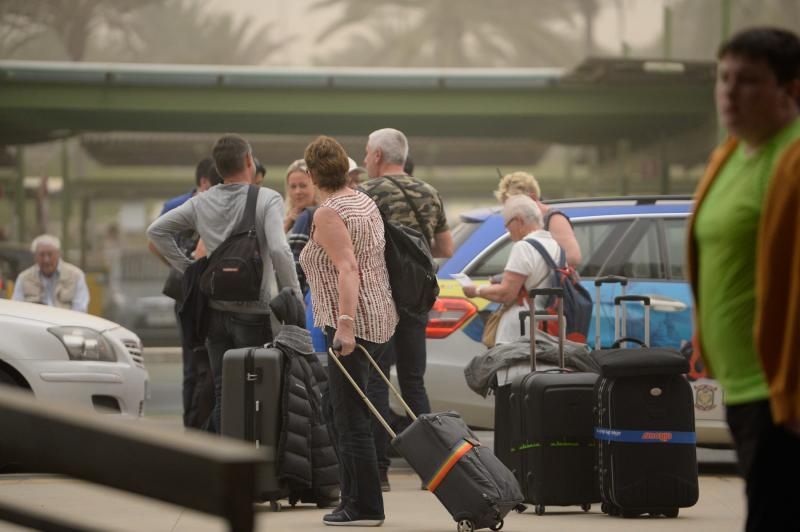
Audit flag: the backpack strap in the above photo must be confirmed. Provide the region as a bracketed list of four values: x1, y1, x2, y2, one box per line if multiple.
[525, 238, 566, 270]
[233, 185, 259, 234]
[383, 174, 432, 244]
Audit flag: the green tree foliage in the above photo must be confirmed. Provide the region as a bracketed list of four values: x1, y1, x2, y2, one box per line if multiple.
[311, 0, 603, 67]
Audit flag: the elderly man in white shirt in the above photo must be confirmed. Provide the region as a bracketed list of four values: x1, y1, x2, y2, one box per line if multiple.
[12, 234, 90, 313]
[461, 195, 560, 345]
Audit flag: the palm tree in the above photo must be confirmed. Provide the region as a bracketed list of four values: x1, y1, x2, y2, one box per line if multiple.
[0, 0, 283, 66]
[311, 0, 585, 67]
[89, 0, 284, 65]
[0, 0, 160, 61]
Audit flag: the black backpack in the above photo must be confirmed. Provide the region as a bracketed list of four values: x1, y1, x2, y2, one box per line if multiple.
[382, 211, 439, 320]
[199, 185, 263, 301]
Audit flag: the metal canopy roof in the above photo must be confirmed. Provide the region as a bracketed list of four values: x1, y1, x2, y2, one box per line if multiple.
[0, 57, 715, 146]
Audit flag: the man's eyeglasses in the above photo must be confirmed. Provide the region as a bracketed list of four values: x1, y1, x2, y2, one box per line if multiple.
[504, 217, 518, 229]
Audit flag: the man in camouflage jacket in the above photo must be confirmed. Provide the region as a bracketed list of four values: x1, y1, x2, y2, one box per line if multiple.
[360, 128, 454, 491]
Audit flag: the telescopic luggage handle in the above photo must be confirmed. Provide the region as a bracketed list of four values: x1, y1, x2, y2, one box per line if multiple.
[594, 276, 628, 349]
[594, 276, 628, 287]
[328, 342, 416, 439]
[527, 287, 565, 372]
[613, 295, 651, 348]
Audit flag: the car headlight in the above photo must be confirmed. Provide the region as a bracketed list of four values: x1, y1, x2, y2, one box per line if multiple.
[47, 327, 117, 362]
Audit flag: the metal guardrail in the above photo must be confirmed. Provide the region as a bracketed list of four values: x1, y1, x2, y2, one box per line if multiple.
[0, 387, 266, 532]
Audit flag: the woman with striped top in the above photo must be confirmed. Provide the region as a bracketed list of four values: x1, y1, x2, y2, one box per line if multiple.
[300, 135, 398, 527]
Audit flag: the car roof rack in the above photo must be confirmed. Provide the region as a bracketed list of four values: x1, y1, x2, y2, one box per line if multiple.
[544, 195, 692, 206]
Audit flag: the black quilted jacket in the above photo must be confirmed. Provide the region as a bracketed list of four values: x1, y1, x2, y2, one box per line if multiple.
[273, 328, 339, 503]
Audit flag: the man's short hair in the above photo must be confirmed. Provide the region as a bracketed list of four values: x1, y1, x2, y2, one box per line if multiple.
[212, 134, 252, 178]
[718, 27, 800, 84]
[31, 234, 61, 253]
[194, 156, 223, 187]
[502, 195, 543, 228]
[368, 128, 408, 165]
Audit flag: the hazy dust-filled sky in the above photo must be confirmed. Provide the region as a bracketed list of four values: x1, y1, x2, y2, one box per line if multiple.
[205, 0, 663, 66]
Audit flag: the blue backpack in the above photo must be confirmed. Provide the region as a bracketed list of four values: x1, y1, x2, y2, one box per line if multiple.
[525, 239, 593, 343]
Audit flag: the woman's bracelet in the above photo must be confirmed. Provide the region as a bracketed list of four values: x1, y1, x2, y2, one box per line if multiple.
[338, 314, 355, 323]
[475, 285, 484, 297]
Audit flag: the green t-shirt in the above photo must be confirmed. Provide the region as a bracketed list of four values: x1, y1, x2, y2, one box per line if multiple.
[694, 118, 800, 405]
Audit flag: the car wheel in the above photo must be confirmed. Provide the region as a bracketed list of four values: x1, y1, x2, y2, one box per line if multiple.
[0, 367, 28, 473]
[0, 367, 17, 386]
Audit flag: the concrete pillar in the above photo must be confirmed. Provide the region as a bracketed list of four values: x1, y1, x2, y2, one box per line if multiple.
[61, 140, 71, 260]
[15, 146, 25, 243]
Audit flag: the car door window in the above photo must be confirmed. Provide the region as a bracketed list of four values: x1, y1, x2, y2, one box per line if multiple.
[468, 218, 632, 279]
[620, 219, 664, 279]
[466, 237, 512, 278]
[663, 218, 688, 280]
[572, 220, 631, 277]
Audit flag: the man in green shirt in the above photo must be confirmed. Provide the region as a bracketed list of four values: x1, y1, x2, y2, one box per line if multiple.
[690, 27, 800, 532]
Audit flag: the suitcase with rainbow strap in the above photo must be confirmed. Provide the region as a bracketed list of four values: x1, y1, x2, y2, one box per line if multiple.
[330, 344, 524, 532]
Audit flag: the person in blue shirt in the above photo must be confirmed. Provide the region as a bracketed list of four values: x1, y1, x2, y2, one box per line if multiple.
[149, 157, 222, 430]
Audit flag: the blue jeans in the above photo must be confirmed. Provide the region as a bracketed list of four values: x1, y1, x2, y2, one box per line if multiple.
[205, 309, 272, 433]
[368, 313, 431, 473]
[325, 328, 386, 518]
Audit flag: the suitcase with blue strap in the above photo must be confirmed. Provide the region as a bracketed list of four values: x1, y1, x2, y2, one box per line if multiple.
[593, 293, 699, 518]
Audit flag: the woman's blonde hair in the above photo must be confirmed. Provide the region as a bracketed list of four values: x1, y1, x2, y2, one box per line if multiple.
[494, 171, 541, 203]
[284, 158, 320, 213]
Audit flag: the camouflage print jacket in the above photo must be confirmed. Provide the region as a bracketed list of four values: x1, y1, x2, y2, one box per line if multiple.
[359, 174, 449, 241]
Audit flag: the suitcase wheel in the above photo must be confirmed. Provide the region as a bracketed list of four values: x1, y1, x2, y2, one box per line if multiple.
[662, 508, 679, 518]
[269, 500, 282, 512]
[601, 502, 620, 516]
[581, 503, 591, 512]
[456, 519, 475, 532]
[489, 519, 504, 531]
[534, 504, 545, 516]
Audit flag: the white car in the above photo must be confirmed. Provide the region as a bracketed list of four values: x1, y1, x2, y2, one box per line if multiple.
[0, 299, 149, 417]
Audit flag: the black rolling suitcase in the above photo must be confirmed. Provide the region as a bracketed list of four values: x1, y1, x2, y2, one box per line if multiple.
[507, 287, 599, 516]
[592, 283, 699, 518]
[221, 346, 288, 510]
[329, 343, 525, 532]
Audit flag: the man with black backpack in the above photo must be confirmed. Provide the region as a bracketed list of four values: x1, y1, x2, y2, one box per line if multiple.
[148, 134, 301, 433]
[360, 127, 454, 490]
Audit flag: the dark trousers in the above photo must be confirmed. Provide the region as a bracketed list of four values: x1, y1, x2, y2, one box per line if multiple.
[368, 313, 431, 473]
[177, 299, 214, 429]
[727, 400, 800, 532]
[325, 328, 386, 518]
[182, 345, 214, 429]
[205, 309, 272, 433]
